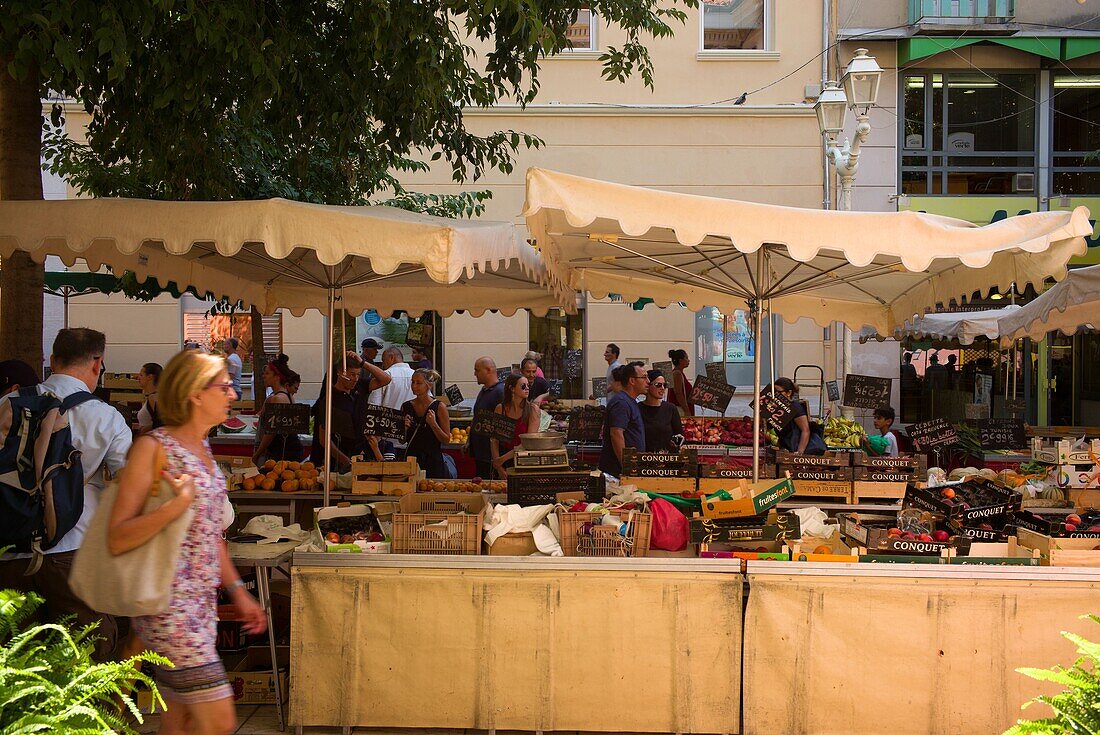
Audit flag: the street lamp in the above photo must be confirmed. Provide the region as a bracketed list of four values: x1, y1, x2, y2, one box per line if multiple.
[814, 48, 884, 211]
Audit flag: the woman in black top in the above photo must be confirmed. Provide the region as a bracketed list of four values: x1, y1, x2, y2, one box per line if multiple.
[638, 369, 683, 453]
[402, 368, 451, 478]
[136, 362, 163, 433]
[253, 354, 304, 465]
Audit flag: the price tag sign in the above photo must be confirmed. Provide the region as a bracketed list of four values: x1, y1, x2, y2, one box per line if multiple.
[263, 403, 311, 435]
[592, 377, 608, 396]
[404, 322, 434, 349]
[909, 417, 957, 451]
[566, 406, 605, 443]
[842, 374, 892, 410]
[444, 384, 463, 406]
[564, 349, 583, 380]
[497, 366, 513, 383]
[704, 362, 728, 384]
[361, 404, 405, 442]
[471, 410, 518, 443]
[757, 390, 794, 432]
[826, 380, 840, 402]
[690, 375, 735, 414]
[548, 378, 563, 397]
[977, 418, 1026, 450]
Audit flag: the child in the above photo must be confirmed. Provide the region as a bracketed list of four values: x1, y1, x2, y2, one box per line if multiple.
[870, 406, 899, 457]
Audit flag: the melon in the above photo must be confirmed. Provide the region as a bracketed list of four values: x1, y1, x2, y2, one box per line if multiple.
[221, 416, 247, 433]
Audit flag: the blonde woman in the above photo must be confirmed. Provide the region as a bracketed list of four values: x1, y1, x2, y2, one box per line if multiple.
[109, 350, 265, 734]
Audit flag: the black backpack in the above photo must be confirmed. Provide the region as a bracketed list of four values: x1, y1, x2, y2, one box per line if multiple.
[0, 387, 100, 572]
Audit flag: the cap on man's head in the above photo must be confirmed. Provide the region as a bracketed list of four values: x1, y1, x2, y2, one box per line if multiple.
[0, 359, 40, 392]
[361, 338, 383, 350]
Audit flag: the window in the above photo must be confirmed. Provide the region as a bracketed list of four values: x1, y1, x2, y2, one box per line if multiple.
[900, 72, 1037, 195]
[529, 308, 585, 399]
[1052, 74, 1100, 195]
[566, 8, 597, 51]
[183, 313, 283, 374]
[701, 0, 765, 51]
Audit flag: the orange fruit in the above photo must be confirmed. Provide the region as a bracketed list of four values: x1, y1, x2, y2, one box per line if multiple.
[813, 545, 832, 555]
[302, 462, 315, 472]
[289, 461, 301, 471]
[281, 470, 295, 481]
[263, 460, 276, 471]
[281, 479, 298, 492]
[241, 478, 256, 491]
[261, 479, 276, 491]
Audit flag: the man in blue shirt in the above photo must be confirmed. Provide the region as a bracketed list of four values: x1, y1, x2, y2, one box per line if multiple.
[599, 362, 648, 477]
[469, 356, 506, 479]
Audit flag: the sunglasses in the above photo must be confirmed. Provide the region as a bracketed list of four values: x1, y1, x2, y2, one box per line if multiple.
[517, 383, 530, 390]
[652, 382, 667, 388]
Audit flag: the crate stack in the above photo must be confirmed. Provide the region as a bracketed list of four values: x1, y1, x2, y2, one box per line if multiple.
[350, 457, 421, 496]
[775, 450, 853, 503]
[1030, 437, 1100, 510]
[620, 448, 697, 494]
[850, 452, 927, 503]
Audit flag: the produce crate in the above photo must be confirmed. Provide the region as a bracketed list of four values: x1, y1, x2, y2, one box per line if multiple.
[851, 452, 928, 471]
[351, 458, 420, 496]
[904, 479, 1020, 524]
[689, 511, 800, 545]
[392, 493, 486, 555]
[556, 508, 651, 557]
[853, 466, 921, 483]
[851, 481, 908, 503]
[415, 478, 507, 493]
[621, 448, 697, 477]
[507, 471, 605, 506]
[619, 475, 698, 494]
[1012, 509, 1100, 538]
[850, 466, 919, 502]
[779, 465, 853, 481]
[1068, 488, 1100, 510]
[102, 372, 141, 390]
[1016, 527, 1100, 567]
[775, 450, 850, 467]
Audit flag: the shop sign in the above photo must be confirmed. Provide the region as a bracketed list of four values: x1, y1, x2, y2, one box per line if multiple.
[566, 405, 605, 443]
[622, 448, 697, 478]
[908, 417, 957, 451]
[361, 404, 405, 442]
[976, 418, 1025, 450]
[444, 384, 463, 405]
[497, 366, 513, 383]
[691, 375, 735, 414]
[842, 374, 891, 410]
[263, 403, 311, 435]
[471, 410, 518, 443]
[547, 378, 563, 397]
[704, 361, 728, 384]
[826, 380, 840, 402]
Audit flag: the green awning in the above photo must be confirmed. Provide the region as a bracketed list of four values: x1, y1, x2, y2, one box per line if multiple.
[899, 36, 1063, 66]
[1064, 38, 1100, 62]
[44, 270, 197, 300]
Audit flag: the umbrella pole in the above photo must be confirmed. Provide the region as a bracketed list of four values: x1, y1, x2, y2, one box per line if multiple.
[324, 283, 335, 506]
[752, 248, 765, 482]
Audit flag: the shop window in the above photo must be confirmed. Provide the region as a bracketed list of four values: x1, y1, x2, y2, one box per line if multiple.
[529, 308, 585, 399]
[1052, 74, 1100, 195]
[900, 72, 1037, 195]
[566, 7, 597, 50]
[701, 0, 765, 51]
[183, 312, 282, 374]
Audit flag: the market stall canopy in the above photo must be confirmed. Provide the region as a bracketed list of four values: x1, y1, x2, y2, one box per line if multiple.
[858, 305, 1022, 346]
[523, 168, 1092, 334]
[997, 265, 1100, 346]
[0, 197, 573, 317]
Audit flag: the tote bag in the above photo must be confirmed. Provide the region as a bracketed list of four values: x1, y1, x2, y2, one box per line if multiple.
[71, 444, 195, 617]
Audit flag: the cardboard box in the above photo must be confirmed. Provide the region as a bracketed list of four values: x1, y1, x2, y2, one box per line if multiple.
[619, 475, 697, 494]
[350, 458, 421, 496]
[229, 646, 289, 705]
[216, 605, 256, 652]
[775, 450, 850, 467]
[853, 466, 921, 483]
[1030, 437, 1100, 465]
[689, 511, 800, 545]
[313, 504, 391, 553]
[904, 480, 1020, 524]
[700, 478, 795, 519]
[779, 465, 853, 482]
[1012, 509, 1100, 538]
[622, 448, 697, 477]
[851, 481, 908, 503]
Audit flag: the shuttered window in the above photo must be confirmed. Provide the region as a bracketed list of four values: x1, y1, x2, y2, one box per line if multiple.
[182, 313, 282, 371]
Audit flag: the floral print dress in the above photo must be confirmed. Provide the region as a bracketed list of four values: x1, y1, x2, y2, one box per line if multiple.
[132, 429, 232, 703]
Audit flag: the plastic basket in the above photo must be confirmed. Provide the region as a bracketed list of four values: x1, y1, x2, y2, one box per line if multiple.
[392, 493, 485, 555]
[556, 508, 651, 558]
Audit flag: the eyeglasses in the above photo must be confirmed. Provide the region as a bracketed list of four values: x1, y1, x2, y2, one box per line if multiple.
[206, 382, 235, 394]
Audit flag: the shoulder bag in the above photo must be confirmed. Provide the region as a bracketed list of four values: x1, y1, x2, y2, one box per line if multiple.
[71, 441, 196, 617]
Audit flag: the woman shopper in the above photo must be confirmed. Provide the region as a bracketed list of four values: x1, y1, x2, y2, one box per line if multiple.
[668, 349, 694, 417]
[401, 368, 450, 478]
[639, 369, 683, 453]
[136, 362, 163, 433]
[108, 349, 266, 734]
[491, 372, 543, 479]
[773, 377, 826, 455]
[252, 354, 304, 466]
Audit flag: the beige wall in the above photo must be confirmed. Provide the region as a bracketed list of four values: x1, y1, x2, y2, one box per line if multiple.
[442, 311, 530, 399]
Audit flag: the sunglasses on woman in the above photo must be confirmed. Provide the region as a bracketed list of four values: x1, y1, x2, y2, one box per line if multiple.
[517, 382, 530, 390]
[652, 382, 667, 389]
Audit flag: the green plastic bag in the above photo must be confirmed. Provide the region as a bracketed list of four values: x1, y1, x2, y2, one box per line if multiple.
[867, 434, 889, 456]
[638, 491, 700, 513]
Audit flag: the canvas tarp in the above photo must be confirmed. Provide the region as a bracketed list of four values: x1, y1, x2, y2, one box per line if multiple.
[859, 304, 1022, 345]
[997, 264, 1100, 345]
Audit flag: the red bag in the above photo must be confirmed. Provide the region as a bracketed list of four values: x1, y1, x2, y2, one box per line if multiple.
[648, 498, 689, 551]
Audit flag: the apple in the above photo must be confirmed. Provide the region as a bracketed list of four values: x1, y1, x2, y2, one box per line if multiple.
[1065, 514, 1082, 526]
[1065, 523, 1078, 532]
[887, 527, 902, 537]
[979, 523, 993, 530]
[918, 533, 934, 542]
[932, 530, 950, 542]
[902, 531, 916, 540]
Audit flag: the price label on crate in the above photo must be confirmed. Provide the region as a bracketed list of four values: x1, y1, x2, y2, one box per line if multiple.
[842, 374, 892, 410]
[757, 390, 794, 432]
[263, 403, 311, 435]
[361, 404, 406, 442]
[564, 349, 583, 380]
[976, 418, 1025, 450]
[444, 384, 463, 406]
[566, 405, 605, 443]
[690, 375, 735, 414]
[908, 417, 957, 451]
[704, 361, 728, 384]
[826, 380, 840, 402]
[592, 377, 608, 396]
[471, 410, 518, 443]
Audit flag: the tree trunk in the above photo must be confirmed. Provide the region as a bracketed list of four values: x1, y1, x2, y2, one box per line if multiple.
[0, 59, 45, 371]
[251, 306, 266, 412]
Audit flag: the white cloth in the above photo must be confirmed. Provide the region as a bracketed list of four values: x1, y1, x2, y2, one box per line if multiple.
[1, 374, 133, 558]
[369, 362, 415, 411]
[227, 353, 243, 395]
[136, 400, 153, 432]
[483, 503, 562, 556]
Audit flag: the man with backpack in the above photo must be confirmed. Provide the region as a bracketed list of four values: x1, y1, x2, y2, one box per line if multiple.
[0, 328, 132, 661]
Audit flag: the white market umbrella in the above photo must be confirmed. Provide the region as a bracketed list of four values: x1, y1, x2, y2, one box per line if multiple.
[0, 197, 573, 500]
[859, 305, 1022, 346]
[997, 264, 1100, 345]
[523, 167, 1092, 478]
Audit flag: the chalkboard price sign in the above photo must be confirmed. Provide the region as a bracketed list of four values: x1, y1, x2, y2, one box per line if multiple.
[564, 349, 583, 380]
[592, 377, 608, 396]
[908, 417, 957, 451]
[547, 378, 563, 397]
[444, 384, 463, 406]
[497, 366, 513, 383]
[826, 380, 840, 402]
[361, 404, 406, 442]
[757, 390, 794, 433]
[263, 403, 311, 435]
[566, 405, 605, 443]
[690, 375, 735, 414]
[977, 418, 1026, 450]
[471, 410, 519, 443]
[842, 374, 892, 410]
[704, 361, 728, 384]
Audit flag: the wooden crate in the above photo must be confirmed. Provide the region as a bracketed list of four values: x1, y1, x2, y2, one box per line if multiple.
[351, 458, 420, 496]
[1017, 527, 1100, 567]
[619, 475, 697, 494]
[789, 479, 852, 502]
[103, 372, 141, 390]
[775, 450, 850, 467]
[851, 481, 907, 503]
[1067, 488, 1100, 511]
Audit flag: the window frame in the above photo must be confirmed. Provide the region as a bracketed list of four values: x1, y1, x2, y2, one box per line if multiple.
[560, 7, 599, 54]
[897, 70, 1040, 197]
[1050, 72, 1100, 196]
[697, 0, 777, 60]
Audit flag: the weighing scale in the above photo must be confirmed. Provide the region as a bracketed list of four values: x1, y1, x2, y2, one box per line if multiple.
[513, 448, 571, 470]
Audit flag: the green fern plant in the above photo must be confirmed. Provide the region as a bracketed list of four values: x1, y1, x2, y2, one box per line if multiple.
[0, 588, 169, 734]
[1004, 613, 1100, 735]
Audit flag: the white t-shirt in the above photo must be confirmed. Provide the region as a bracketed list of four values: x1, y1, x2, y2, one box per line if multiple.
[227, 353, 243, 395]
[1, 374, 132, 557]
[369, 362, 415, 411]
[883, 431, 900, 457]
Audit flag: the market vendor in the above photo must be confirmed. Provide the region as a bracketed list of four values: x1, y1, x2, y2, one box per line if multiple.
[310, 353, 364, 472]
[521, 357, 550, 406]
[598, 362, 648, 476]
[640, 369, 682, 452]
[773, 377, 825, 455]
[469, 356, 505, 479]
[490, 373, 543, 478]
